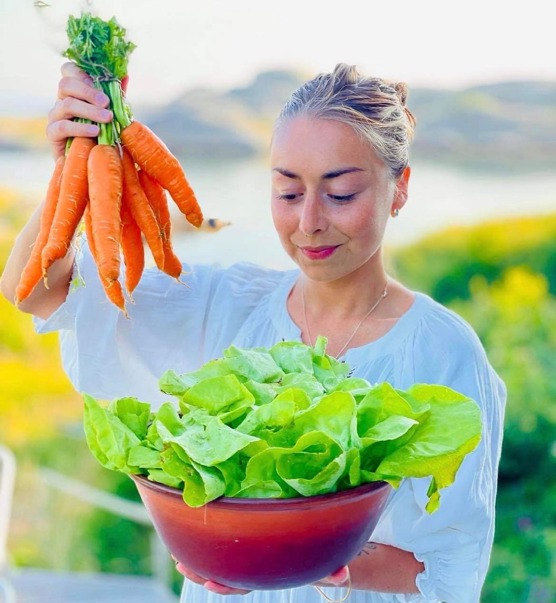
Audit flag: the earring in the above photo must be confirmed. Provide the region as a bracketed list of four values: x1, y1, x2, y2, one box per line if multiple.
[391, 208, 400, 218]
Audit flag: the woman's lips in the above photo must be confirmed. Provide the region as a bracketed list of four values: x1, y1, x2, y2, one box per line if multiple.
[299, 245, 340, 260]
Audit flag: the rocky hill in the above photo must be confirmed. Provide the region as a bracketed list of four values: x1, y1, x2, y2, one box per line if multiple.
[407, 81, 556, 169]
[139, 72, 556, 169]
[138, 69, 309, 158]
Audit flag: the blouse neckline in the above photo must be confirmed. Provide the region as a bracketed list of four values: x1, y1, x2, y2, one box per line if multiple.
[269, 269, 431, 360]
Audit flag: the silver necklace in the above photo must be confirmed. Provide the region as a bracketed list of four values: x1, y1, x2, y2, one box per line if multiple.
[301, 281, 388, 358]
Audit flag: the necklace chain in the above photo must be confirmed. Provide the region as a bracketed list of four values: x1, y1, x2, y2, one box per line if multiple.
[301, 281, 388, 358]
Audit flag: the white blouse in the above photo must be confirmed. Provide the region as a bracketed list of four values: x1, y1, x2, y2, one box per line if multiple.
[35, 242, 506, 603]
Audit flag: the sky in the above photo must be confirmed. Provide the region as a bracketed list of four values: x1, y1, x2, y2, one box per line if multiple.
[0, 0, 554, 113]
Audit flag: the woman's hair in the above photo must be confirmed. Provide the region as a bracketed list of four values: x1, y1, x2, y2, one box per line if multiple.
[275, 63, 416, 179]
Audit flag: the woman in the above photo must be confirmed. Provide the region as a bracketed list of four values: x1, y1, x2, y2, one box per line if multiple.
[0, 63, 505, 603]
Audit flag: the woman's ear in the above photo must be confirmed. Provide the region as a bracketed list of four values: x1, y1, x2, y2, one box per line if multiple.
[391, 166, 410, 216]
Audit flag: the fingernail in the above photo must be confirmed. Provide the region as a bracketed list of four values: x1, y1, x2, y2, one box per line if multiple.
[85, 124, 99, 135]
[95, 93, 109, 105]
[99, 109, 113, 121]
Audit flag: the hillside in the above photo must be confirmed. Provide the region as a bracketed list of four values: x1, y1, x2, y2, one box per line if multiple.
[2, 71, 555, 169]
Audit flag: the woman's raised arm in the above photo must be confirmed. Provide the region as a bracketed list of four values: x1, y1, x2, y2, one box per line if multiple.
[0, 63, 114, 319]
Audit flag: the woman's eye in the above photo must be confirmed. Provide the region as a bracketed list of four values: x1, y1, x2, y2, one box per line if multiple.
[277, 193, 300, 201]
[328, 193, 357, 202]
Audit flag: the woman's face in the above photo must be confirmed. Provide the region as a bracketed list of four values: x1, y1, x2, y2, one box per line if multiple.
[270, 116, 409, 283]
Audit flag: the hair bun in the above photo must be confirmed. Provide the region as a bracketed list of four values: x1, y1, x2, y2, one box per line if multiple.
[393, 82, 409, 107]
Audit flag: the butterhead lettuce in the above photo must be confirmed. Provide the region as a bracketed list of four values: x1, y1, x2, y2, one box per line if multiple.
[83, 337, 482, 511]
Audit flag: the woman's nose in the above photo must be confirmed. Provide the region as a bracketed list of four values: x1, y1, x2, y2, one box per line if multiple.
[299, 193, 327, 236]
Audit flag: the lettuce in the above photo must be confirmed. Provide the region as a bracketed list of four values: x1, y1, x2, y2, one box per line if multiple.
[83, 337, 482, 510]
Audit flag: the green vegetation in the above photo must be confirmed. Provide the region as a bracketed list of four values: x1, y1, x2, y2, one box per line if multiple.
[2, 186, 555, 600]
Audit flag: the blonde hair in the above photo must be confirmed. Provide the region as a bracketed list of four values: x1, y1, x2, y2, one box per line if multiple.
[275, 63, 416, 179]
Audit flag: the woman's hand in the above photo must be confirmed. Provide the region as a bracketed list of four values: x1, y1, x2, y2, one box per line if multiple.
[46, 62, 129, 160]
[174, 558, 350, 596]
[174, 560, 252, 596]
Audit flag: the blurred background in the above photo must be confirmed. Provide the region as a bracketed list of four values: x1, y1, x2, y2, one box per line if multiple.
[1, 1, 555, 601]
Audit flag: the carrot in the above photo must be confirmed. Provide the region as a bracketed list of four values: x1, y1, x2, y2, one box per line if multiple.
[87, 143, 126, 313]
[41, 137, 95, 279]
[138, 168, 183, 279]
[14, 155, 65, 304]
[121, 121, 203, 228]
[137, 168, 171, 239]
[120, 195, 145, 295]
[83, 199, 100, 263]
[121, 148, 165, 271]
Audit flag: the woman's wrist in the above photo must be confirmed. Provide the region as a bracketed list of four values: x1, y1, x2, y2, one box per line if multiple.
[347, 542, 424, 594]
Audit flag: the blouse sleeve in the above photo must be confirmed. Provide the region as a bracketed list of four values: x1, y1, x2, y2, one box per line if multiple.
[371, 304, 506, 603]
[33, 237, 283, 408]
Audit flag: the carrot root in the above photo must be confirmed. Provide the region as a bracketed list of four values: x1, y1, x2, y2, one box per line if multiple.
[121, 121, 203, 228]
[138, 168, 183, 280]
[15, 155, 65, 304]
[121, 148, 165, 271]
[120, 194, 145, 296]
[41, 137, 95, 281]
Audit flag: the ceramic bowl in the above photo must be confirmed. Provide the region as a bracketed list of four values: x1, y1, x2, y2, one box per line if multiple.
[131, 475, 392, 590]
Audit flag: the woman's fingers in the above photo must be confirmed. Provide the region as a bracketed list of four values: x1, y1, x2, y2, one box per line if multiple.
[48, 96, 112, 127]
[47, 65, 113, 159]
[47, 62, 127, 159]
[60, 60, 91, 81]
[57, 75, 110, 106]
[174, 562, 206, 585]
[203, 580, 251, 596]
[46, 117, 99, 142]
[46, 97, 108, 160]
[174, 561, 251, 596]
[315, 565, 350, 587]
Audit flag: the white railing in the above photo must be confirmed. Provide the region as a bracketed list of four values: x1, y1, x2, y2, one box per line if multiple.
[38, 467, 172, 588]
[0, 445, 16, 572]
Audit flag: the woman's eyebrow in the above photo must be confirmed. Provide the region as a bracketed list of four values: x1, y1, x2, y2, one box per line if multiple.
[323, 167, 364, 179]
[272, 167, 364, 179]
[272, 168, 299, 179]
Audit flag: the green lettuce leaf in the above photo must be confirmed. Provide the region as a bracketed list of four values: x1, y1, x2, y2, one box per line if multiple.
[375, 384, 482, 512]
[168, 412, 259, 467]
[83, 394, 142, 474]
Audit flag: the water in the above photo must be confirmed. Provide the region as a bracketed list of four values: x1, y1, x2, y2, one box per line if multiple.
[1, 150, 555, 271]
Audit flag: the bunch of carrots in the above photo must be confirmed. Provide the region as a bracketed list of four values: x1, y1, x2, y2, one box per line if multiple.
[15, 13, 203, 315]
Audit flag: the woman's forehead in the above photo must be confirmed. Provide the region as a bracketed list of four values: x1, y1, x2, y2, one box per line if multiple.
[270, 116, 384, 175]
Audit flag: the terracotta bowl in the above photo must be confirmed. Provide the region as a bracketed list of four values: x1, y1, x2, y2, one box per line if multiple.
[131, 475, 392, 590]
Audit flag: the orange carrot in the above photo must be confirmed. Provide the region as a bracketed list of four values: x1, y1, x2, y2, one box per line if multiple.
[121, 148, 165, 271]
[85, 199, 126, 313]
[138, 168, 183, 279]
[101, 274, 127, 314]
[120, 195, 145, 295]
[121, 121, 203, 228]
[15, 155, 65, 304]
[41, 137, 95, 279]
[84, 203, 99, 263]
[87, 143, 126, 313]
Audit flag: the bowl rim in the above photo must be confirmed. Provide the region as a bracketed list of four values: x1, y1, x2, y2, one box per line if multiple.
[131, 473, 391, 508]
